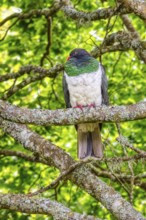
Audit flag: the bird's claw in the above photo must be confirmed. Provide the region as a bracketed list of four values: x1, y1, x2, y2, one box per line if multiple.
[74, 104, 84, 110]
[74, 103, 96, 109]
[88, 103, 96, 108]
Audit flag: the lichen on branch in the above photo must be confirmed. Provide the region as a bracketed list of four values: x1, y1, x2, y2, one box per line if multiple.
[0, 99, 146, 126]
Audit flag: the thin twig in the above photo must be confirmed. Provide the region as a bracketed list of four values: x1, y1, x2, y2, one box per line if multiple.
[117, 135, 146, 155]
[40, 16, 52, 66]
[1, 64, 63, 99]
[0, 18, 19, 41]
[27, 161, 85, 196]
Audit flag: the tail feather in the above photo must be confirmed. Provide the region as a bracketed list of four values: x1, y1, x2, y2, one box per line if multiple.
[77, 123, 103, 160]
[92, 126, 103, 158]
[77, 130, 88, 159]
[87, 132, 93, 156]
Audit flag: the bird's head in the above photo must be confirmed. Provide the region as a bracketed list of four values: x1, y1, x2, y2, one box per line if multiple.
[65, 48, 98, 76]
[67, 48, 91, 61]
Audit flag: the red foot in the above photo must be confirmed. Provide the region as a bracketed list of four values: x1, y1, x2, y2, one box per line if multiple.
[73, 103, 96, 109]
[73, 105, 84, 110]
[88, 103, 96, 108]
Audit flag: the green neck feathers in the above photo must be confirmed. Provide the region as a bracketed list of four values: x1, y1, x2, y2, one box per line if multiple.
[64, 57, 99, 76]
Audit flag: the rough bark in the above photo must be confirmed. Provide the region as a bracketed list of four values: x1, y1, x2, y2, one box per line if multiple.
[0, 64, 63, 83]
[0, 0, 68, 26]
[0, 2, 131, 27]
[0, 194, 101, 220]
[62, 4, 131, 21]
[92, 31, 146, 63]
[0, 117, 145, 220]
[0, 100, 146, 126]
[118, 0, 146, 21]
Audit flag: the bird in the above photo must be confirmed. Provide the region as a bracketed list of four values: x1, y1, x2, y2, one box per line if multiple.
[63, 48, 108, 160]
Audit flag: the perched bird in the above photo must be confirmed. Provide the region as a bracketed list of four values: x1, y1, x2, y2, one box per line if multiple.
[63, 48, 108, 160]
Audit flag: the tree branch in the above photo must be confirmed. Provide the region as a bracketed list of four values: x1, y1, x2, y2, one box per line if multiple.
[2, 64, 63, 100]
[0, 149, 49, 165]
[0, 18, 19, 41]
[0, 65, 63, 82]
[0, 117, 145, 220]
[0, 0, 66, 27]
[120, 15, 140, 38]
[92, 31, 146, 63]
[0, 193, 101, 220]
[0, 3, 131, 28]
[118, 0, 146, 21]
[28, 161, 84, 196]
[62, 4, 131, 21]
[92, 167, 146, 191]
[0, 99, 146, 125]
[40, 16, 52, 66]
[0, 118, 74, 171]
[117, 135, 146, 155]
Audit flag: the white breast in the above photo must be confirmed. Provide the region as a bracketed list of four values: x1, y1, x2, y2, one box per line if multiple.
[64, 64, 102, 107]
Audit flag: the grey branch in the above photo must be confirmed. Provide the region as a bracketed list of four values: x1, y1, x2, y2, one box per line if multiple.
[120, 15, 140, 38]
[0, 193, 101, 220]
[117, 135, 146, 155]
[0, 99, 146, 125]
[0, 3, 131, 28]
[0, 64, 63, 82]
[0, 0, 67, 27]
[2, 64, 63, 100]
[0, 149, 49, 165]
[0, 117, 145, 220]
[92, 31, 146, 63]
[117, 0, 146, 21]
[62, 4, 131, 21]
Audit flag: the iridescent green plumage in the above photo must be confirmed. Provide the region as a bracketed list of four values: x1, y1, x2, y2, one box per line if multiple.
[64, 57, 99, 76]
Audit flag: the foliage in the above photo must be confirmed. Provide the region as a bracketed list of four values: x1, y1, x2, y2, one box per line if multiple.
[0, 0, 146, 219]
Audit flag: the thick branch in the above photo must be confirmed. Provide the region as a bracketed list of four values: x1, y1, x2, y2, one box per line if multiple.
[0, 100, 146, 125]
[0, 118, 145, 220]
[0, 118, 73, 170]
[0, 3, 131, 28]
[118, 0, 146, 21]
[0, 193, 101, 220]
[120, 15, 140, 38]
[62, 4, 131, 21]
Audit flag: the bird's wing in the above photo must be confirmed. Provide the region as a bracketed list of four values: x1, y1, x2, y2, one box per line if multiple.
[62, 73, 71, 108]
[100, 63, 109, 105]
